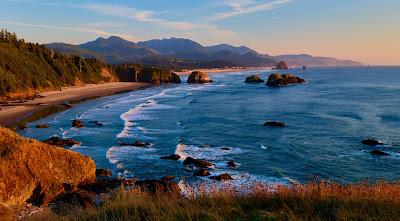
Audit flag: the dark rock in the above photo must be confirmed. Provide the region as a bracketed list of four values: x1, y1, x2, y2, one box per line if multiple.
[161, 154, 180, 161]
[119, 141, 151, 147]
[266, 73, 305, 87]
[51, 190, 94, 211]
[42, 136, 80, 147]
[210, 173, 233, 181]
[95, 169, 112, 177]
[183, 157, 213, 168]
[17, 123, 28, 130]
[89, 121, 104, 126]
[227, 160, 237, 168]
[161, 176, 176, 182]
[135, 180, 180, 195]
[276, 61, 289, 70]
[80, 179, 123, 194]
[264, 121, 287, 127]
[62, 102, 73, 108]
[302, 65, 307, 70]
[187, 71, 213, 84]
[171, 73, 182, 83]
[362, 139, 384, 146]
[138, 67, 182, 84]
[35, 124, 49, 129]
[123, 178, 136, 186]
[245, 75, 264, 83]
[194, 169, 211, 176]
[370, 150, 390, 156]
[72, 119, 84, 128]
[221, 147, 231, 151]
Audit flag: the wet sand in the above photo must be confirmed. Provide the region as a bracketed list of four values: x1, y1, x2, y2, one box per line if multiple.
[0, 82, 150, 127]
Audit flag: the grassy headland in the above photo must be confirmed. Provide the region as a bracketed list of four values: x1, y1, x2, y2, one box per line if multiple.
[0, 29, 117, 99]
[28, 181, 400, 221]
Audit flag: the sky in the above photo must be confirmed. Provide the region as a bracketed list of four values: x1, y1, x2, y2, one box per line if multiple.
[0, 0, 399, 65]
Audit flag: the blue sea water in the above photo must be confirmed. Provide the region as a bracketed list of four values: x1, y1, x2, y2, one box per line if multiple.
[20, 67, 400, 187]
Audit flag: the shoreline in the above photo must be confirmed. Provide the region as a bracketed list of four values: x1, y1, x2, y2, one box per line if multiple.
[0, 82, 150, 127]
[174, 66, 272, 75]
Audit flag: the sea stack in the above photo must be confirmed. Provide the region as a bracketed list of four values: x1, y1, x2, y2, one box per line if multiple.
[266, 73, 305, 87]
[187, 71, 213, 84]
[276, 61, 289, 70]
[245, 75, 264, 83]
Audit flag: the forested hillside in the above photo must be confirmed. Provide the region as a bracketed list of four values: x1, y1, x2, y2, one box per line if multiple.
[0, 29, 117, 97]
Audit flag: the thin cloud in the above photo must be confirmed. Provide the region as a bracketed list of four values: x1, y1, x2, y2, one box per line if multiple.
[0, 21, 137, 42]
[213, 0, 292, 20]
[80, 3, 235, 37]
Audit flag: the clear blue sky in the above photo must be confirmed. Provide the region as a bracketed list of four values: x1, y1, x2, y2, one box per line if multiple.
[1, 0, 399, 65]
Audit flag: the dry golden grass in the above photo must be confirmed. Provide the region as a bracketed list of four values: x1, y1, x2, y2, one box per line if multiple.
[29, 181, 400, 221]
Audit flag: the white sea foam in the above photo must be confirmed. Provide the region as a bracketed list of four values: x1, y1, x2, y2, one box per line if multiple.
[106, 146, 158, 164]
[175, 143, 243, 161]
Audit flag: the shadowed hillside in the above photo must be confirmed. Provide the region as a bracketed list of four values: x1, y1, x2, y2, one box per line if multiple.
[0, 29, 117, 98]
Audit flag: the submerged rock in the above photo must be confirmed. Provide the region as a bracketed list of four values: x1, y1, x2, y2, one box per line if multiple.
[221, 147, 231, 151]
[187, 71, 213, 84]
[194, 169, 211, 176]
[264, 121, 287, 127]
[276, 61, 289, 70]
[362, 139, 384, 146]
[35, 124, 49, 129]
[245, 75, 264, 83]
[17, 123, 28, 130]
[210, 173, 233, 181]
[266, 73, 305, 87]
[119, 141, 151, 147]
[42, 136, 80, 147]
[183, 157, 213, 168]
[161, 154, 181, 161]
[0, 127, 96, 208]
[370, 150, 390, 156]
[227, 160, 237, 168]
[72, 119, 84, 128]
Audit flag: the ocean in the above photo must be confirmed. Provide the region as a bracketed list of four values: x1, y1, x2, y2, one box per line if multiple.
[20, 67, 400, 188]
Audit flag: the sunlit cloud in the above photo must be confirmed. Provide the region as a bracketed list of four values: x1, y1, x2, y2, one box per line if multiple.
[80, 3, 236, 38]
[212, 0, 292, 20]
[0, 20, 137, 42]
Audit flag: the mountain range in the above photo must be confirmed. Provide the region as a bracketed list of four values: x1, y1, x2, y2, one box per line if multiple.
[46, 36, 362, 69]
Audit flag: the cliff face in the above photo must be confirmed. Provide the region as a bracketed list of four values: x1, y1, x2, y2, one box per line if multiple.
[0, 127, 96, 209]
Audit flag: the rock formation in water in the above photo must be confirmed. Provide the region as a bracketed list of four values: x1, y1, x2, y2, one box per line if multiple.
[0, 127, 96, 208]
[264, 121, 287, 127]
[187, 71, 213, 84]
[245, 75, 264, 83]
[138, 67, 181, 84]
[266, 73, 305, 87]
[362, 139, 384, 146]
[276, 61, 289, 70]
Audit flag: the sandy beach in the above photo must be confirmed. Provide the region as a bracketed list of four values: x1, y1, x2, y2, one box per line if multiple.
[0, 82, 150, 127]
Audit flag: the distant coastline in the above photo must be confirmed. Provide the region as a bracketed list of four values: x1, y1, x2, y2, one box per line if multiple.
[174, 66, 272, 75]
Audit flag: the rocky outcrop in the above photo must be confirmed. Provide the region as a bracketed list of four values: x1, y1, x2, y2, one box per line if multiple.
[183, 157, 213, 168]
[95, 169, 112, 177]
[245, 75, 264, 83]
[72, 119, 84, 128]
[42, 136, 80, 148]
[264, 121, 287, 127]
[362, 139, 383, 146]
[187, 71, 213, 84]
[119, 141, 151, 147]
[370, 150, 390, 156]
[138, 67, 181, 84]
[276, 61, 289, 70]
[266, 74, 305, 87]
[194, 169, 211, 176]
[227, 160, 237, 168]
[0, 127, 96, 208]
